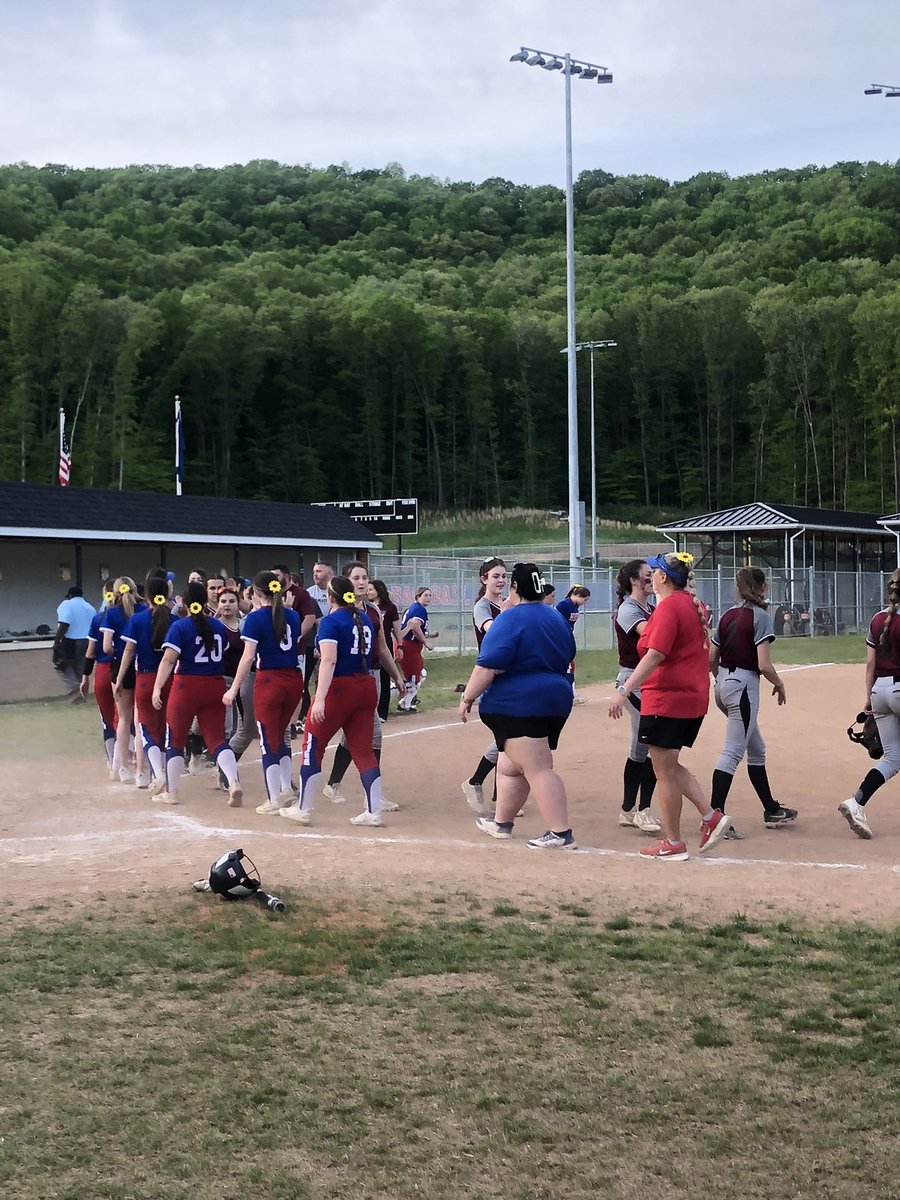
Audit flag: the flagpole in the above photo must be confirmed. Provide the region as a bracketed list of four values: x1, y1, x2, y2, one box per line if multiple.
[58, 409, 64, 486]
[175, 395, 182, 496]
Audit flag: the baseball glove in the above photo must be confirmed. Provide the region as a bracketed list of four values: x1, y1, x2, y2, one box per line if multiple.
[847, 712, 884, 760]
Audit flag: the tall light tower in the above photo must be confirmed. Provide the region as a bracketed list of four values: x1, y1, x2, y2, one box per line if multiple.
[864, 83, 900, 96]
[564, 340, 618, 565]
[510, 46, 613, 580]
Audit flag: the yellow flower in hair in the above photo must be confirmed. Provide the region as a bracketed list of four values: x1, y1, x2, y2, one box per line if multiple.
[343, 590, 356, 604]
[104, 591, 115, 604]
[188, 602, 203, 615]
[675, 552, 694, 566]
[118, 582, 131, 594]
[153, 594, 167, 607]
[268, 579, 282, 594]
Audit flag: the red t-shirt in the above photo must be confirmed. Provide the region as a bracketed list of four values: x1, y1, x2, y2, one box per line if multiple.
[637, 590, 710, 719]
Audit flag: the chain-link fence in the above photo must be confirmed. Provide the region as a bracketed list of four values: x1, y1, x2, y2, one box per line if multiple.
[368, 554, 883, 655]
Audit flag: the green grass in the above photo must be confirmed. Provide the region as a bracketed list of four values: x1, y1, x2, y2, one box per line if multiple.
[3, 895, 900, 1199]
[379, 505, 662, 551]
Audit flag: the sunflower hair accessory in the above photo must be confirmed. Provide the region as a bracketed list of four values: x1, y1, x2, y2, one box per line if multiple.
[188, 602, 203, 615]
[343, 590, 356, 604]
[118, 582, 131, 594]
[675, 552, 694, 566]
[153, 594, 167, 607]
[104, 591, 115, 603]
[268, 579, 282, 594]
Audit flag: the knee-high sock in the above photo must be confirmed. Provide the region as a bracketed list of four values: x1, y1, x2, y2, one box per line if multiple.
[711, 768, 733, 812]
[329, 743, 352, 786]
[857, 768, 887, 806]
[360, 766, 382, 814]
[215, 745, 239, 785]
[622, 757, 643, 811]
[145, 743, 164, 780]
[639, 757, 657, 809]
[279, 754, 293, 792]
[165, 750, 185, 796]
[470, 756, 496, 787]
[747, 764, 780, 815]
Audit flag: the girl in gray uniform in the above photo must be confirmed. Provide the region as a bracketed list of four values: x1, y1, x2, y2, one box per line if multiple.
[461, 557, 507, 813]
[840, 568, 900, 838]
[710, 566, 796, 828]
[614, 560, 661, 833]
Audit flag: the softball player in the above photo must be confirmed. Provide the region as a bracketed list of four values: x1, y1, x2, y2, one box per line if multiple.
[710, 566, 795, 829]
[100, 576, 144, 784]
[840, 567, 900, 838]
[461, 557, 506, 814]
[320, 562, 406, 810]
[118, 573, 176, 796]
[223, 572, 303, 815]
[80, 587, 118, 774]
[557, 585, 590, 703]
[151, 581, 242, 807]
[398, 586, 438, 711]
[279, 576, 385, 828]
[614, 559, 661, 834]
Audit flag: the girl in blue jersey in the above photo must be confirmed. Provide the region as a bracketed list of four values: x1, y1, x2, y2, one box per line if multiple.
[398, 586, 439, 711]
[280, 576, 384, 828]
[79, 585, 118, 775]
[151, 581, 242, 807]
[118, 572, 176, 798]
[556, 584, 591, 704]
[224, 571, 303, 816]
[100, 576, 145, 784]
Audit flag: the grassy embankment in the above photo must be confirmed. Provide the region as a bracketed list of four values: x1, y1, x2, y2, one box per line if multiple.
[380, 505, 666, 551]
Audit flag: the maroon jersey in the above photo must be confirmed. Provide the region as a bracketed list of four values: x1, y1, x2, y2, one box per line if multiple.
[473, 599, 502, 650]
[712, 602, 775, 674]
[221, 625, 243, 677]
[615, 596, 653, 670]
[867, 611, 900, 676]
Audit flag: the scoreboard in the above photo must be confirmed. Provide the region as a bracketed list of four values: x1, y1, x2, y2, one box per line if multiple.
[312, 498, 418, 536]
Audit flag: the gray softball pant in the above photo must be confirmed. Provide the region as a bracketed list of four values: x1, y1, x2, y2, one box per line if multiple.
[869, 675, 900, 784]
[714, 666, 765, 774]
[617, 667, 650, 763]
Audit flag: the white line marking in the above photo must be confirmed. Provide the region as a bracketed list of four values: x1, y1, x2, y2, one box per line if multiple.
[5, 811, 897, 876]
[780, 663, 836, 673]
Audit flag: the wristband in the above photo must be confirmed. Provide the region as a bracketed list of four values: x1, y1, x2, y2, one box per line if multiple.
[82, 659, 95, 677]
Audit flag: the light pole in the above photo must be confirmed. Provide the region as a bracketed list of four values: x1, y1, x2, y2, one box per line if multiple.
[561, 340, 618, 566]
[864, 83, 900, 96]
[510, 46, 613, 579]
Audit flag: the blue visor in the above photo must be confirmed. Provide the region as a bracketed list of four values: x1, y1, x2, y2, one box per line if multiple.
[646, 553, 687, 579]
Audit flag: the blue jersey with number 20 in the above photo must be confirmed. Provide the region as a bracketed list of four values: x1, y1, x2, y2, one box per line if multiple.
[163, 616, 229, 676]
[317, 608, 374, 676]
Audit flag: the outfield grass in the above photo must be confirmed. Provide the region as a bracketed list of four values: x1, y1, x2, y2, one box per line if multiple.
[3, 894, 899, 1200]
[379, 506, 661, 551]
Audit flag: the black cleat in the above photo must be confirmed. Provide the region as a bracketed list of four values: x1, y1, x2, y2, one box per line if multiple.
[764, 806, 798, 828]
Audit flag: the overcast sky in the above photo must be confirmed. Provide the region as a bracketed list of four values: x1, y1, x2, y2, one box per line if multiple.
[5, 0, 899, 186]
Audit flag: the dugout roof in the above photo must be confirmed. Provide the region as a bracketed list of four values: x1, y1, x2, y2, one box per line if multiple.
[657, 502, 885, 537]
[0, 482, 381, 549]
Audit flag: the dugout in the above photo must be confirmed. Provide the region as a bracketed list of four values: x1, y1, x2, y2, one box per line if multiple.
[0, 481, 380, 701]
[656, 502, 892, 636]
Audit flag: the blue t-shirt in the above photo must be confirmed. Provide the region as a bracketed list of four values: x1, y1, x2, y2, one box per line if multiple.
[87, 610, 114, 665]
[477, 603, 576, 718]
[241, 606, 302, 671]
[163, 616, 230, 676]
[100, 603, 147, 660]
[401, 602, 429, 643]
[317, 608, 375, 676]
[57, 596, 96, 639]
[122, 608, 176, 673]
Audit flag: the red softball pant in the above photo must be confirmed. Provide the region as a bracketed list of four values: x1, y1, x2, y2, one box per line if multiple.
[135, 672, 171, 749]
[94, 661, 118, 732]
[303, 673, 378, 774]
[254, 668, 304, 754]
[401, 640, 424, 684]
[166, 675, 228, 755]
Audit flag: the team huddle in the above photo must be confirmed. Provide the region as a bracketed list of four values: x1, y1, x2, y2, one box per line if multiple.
[71, 551, 900, 855]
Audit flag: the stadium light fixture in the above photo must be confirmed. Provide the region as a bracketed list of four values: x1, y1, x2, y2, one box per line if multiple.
[510, 46, 614, 577]
[865, 82, 900, 96]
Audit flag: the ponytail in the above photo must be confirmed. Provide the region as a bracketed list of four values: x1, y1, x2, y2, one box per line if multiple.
[184, 581, 214, 654]
[113, 575, 137, 621]
[879, 569, 900, 646]
[735, 566, 768, 610]
[616, 560, 646, 605]
[254, 571, 287, 643]
[329, 575, 369, 674]
[146, 572, 171, 651]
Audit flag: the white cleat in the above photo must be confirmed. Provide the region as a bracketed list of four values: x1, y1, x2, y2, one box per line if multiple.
[148, 775, 167, 798]
[227, 781, 243, 808]
[350, 810, 384, 827]
[255, 799, 284, 815]
[461, 779, 486, 814]
[118, 767, 135, 784]
[322, 783, 346, 804]
[278, 788, 297, 808]
[134, 771, 151, 790]
[279, 805, 312, 825]
[151, 791, 179, 805]
[839, 797, 872, 840]
[632, 808, 663, 835]
[380, 798, 400, 812]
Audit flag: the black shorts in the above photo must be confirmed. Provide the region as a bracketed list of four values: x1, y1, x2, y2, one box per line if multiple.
[479, 710, 568, 752]
[638, 714, 704, 750]
[111, 658, 137, 691]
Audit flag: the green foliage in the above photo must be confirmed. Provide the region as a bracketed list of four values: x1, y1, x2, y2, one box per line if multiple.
[3, 158, 900, 510]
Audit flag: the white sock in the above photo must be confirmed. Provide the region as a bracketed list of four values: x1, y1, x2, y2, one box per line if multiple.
[218, 748, 239, 785]
[146, 744, 164, 779]
[166, 754, 185, 796]
[264, 762, 281, 800]
[279, 755, 293, 793]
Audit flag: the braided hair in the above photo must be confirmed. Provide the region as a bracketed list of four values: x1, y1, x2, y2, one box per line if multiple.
[659, 552, 709, 648]
[254, 571, 286, 643]
[735, 566, 768, 610]
[879, 568, 900, 646]
[183, 581, 215, 654]
[328, 575, 369, 673]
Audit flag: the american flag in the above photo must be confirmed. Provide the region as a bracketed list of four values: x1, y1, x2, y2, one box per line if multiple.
[58, 422, 71, 487]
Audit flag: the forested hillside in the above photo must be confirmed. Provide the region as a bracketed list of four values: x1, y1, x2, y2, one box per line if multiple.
[2, 158, 900, 512]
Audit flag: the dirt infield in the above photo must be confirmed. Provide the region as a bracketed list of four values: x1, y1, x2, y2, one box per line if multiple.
[4, 663, 898, 924]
